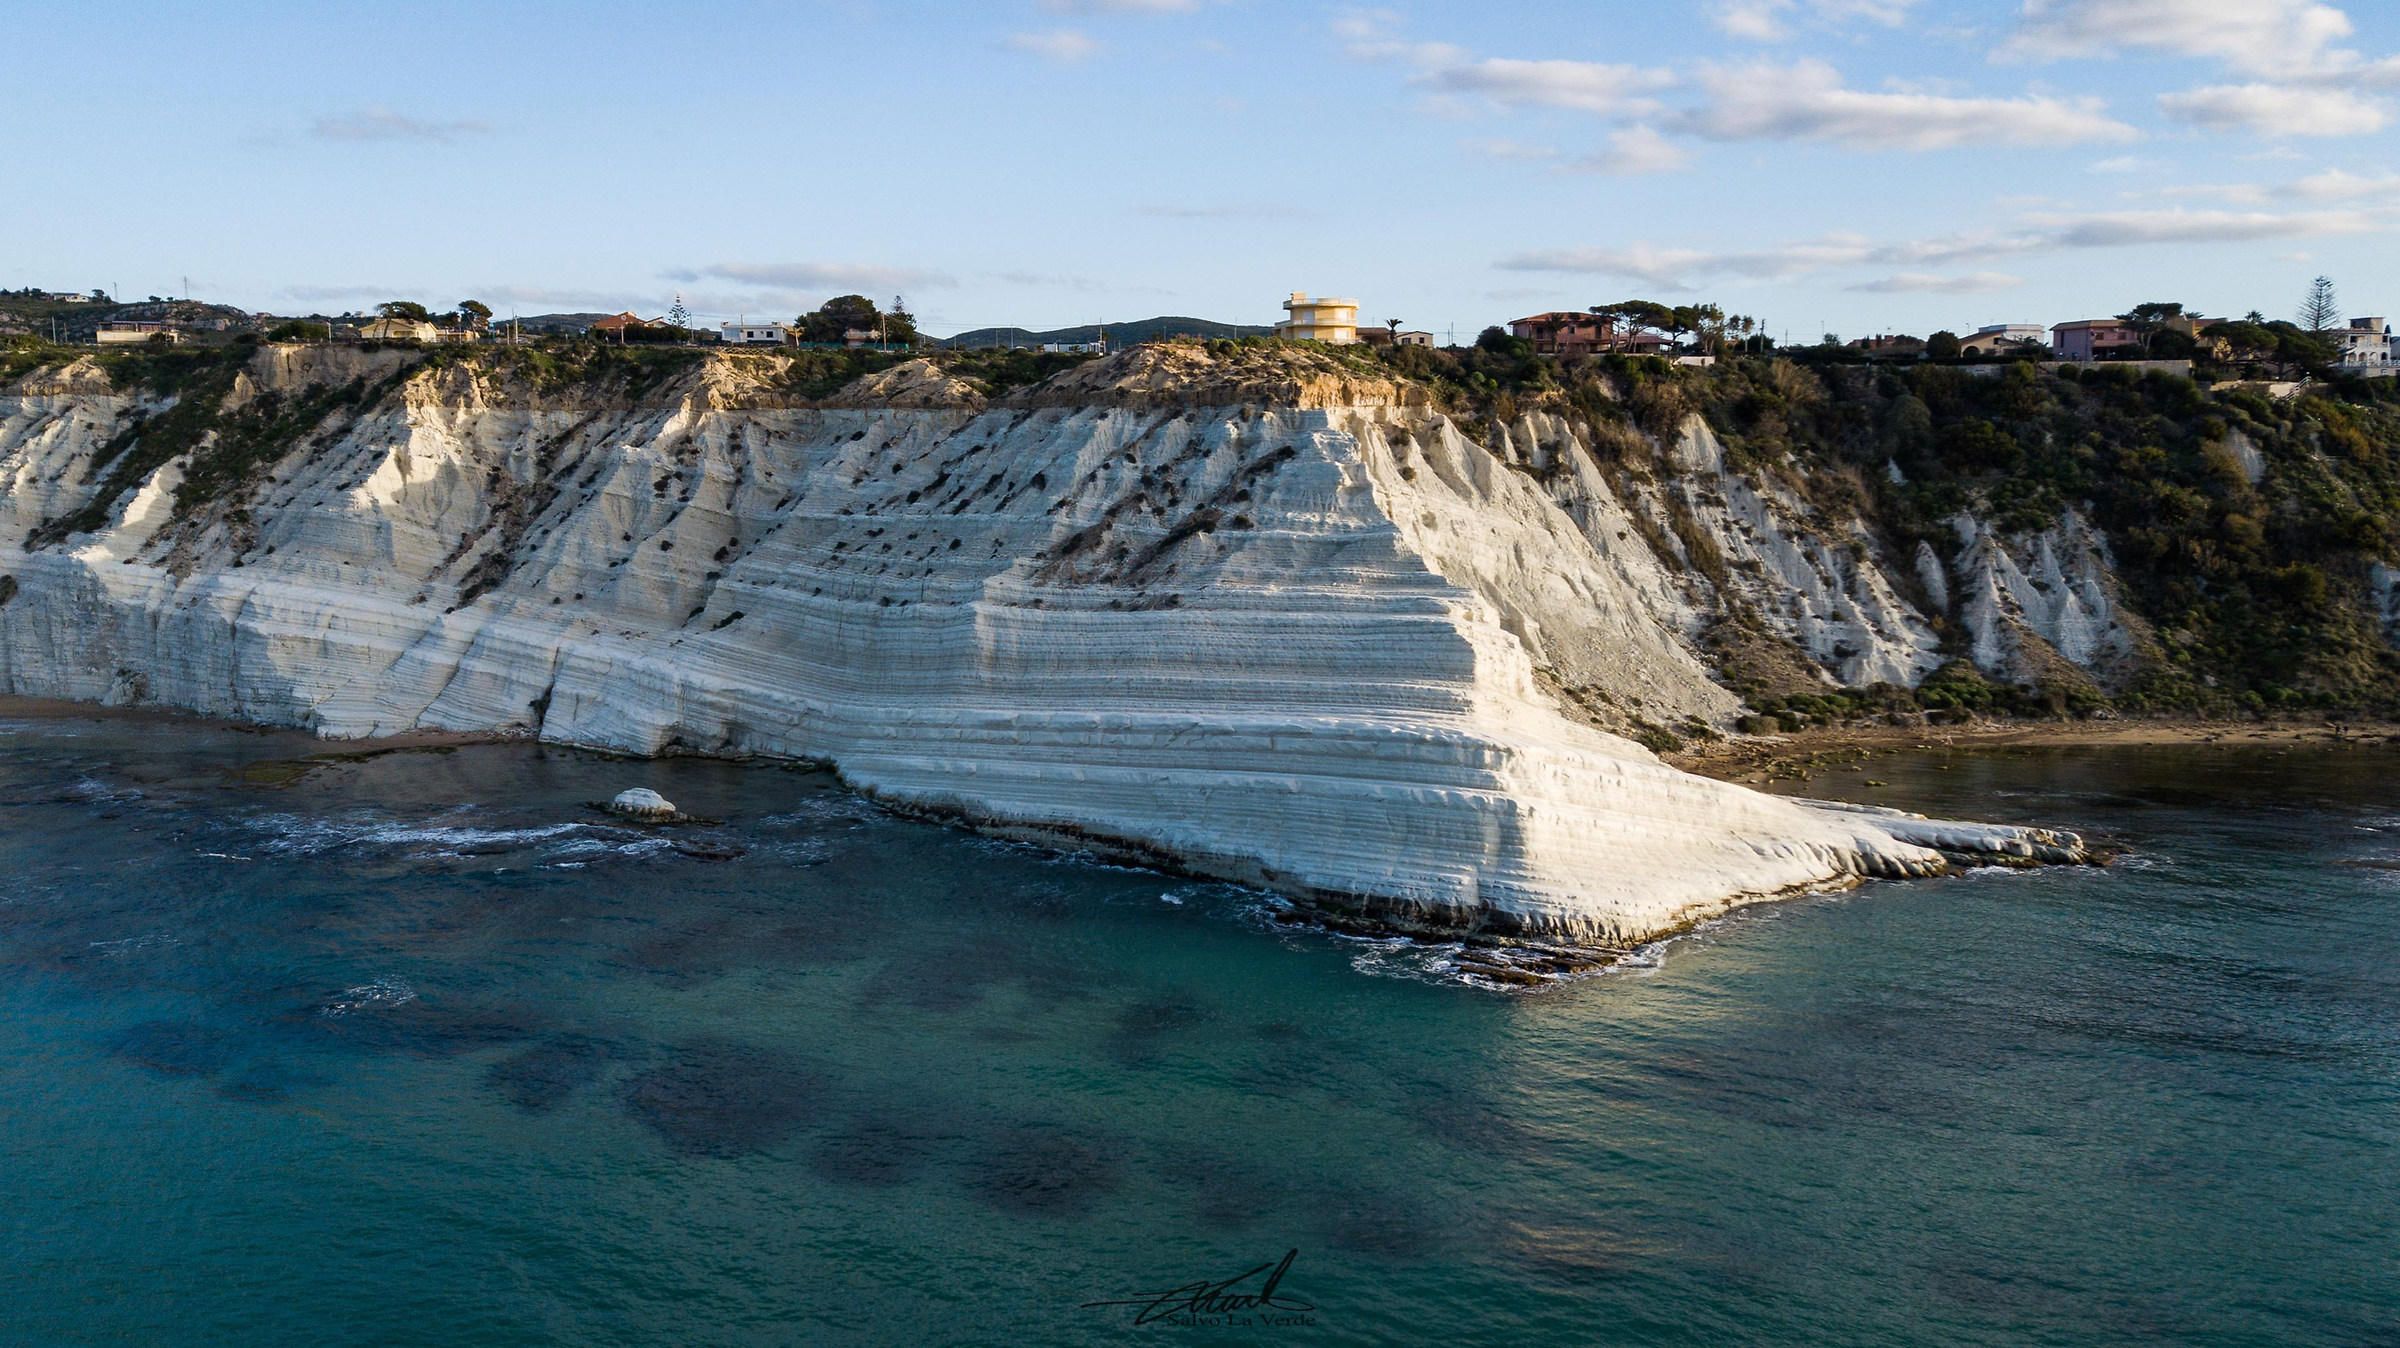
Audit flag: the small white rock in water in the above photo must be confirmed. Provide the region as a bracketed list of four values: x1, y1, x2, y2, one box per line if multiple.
[609, 787, 678, 821]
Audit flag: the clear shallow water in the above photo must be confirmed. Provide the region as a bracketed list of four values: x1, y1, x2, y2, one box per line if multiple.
[1, 706, 2395, 1346]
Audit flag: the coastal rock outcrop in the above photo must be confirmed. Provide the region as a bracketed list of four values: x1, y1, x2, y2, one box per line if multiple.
[0, 343, 2084, 944]
[607, 787, 679, 821]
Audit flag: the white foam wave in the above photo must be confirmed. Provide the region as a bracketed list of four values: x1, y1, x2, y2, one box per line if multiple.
[758, 796, 883, 829]
[90, 934, 180, 956]
[281, 818, 588, 852]
[249, 814, 639, 860]
[545, 833, 674, 859]
[321, 976, 416, 1016]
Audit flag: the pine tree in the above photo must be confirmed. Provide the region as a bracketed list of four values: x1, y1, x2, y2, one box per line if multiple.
[2298, 275, 2340, 333]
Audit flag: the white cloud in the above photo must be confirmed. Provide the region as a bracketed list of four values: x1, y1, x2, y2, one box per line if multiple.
[1039, 0, 1200, 11]
[665, 262, 957, 292]
[2357, 57, 2400, 93]
[1353, 15, 2113, 162]
[1816, 0, 1920, 23]
[1495, 237, 1885, 291]
[1712, 0, 1919, 40]
[309, 108, 490, 143]
[278, 284, 417, 303]
[1846, 272, 2024, 294]
[1494, 206, 2383, 288]
[1422, 57, 1676, 115]
[1572, 125, 1694, 175]
[1675, 59, 2136, 149]
[1007, 28, 1104, 61]
[2158, 83, 2389, 137]
[1463, 137, 1561, 161]
[2006, 0, 2400, 104]
[2016, 206, 2378, 249]
[2290, 168, 2400, 200]
[1331, 9, 1420, 62]
[1335, 15, 1672, 116]
[1713, 1, 1794, 41]
[2157, 181, 2271, 204]
[2087, 155, 2157, 173]
[2004, 0, 2400, 141]
[2151, 170, 2400, 205]
[2002, 0, 2356, 80]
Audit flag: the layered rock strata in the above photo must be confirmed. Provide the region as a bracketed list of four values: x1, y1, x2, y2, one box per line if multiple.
[0, 345, 2079, 943]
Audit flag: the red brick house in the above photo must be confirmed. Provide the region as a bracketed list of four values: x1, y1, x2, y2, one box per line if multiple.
[1507, 311, 1671, 355]
[590, 311, 667, 336]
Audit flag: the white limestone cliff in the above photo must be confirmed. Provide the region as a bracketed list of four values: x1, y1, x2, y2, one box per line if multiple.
[1630, 416, 1944, 688]
[0, 344, 2080, 944]
[1944, 510, 2155, 691]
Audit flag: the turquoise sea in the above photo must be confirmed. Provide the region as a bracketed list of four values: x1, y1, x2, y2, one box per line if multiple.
[1, 702, 2394, 1345]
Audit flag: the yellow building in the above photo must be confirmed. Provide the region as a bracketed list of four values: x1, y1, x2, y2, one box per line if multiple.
[1275, 292, 1359, 344]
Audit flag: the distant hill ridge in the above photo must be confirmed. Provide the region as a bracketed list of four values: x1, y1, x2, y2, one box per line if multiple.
[937, 316, 1274, 349]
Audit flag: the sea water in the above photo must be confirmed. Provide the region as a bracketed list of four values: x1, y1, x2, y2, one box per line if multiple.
[0, 704, 2393, 1346]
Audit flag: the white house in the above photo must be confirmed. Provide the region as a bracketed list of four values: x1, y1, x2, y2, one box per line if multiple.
[2339, 316, 2391, 371]
[1274, 292, 1359, 344]
[721, 322, 789, 345]
[1959, 323, 2047, 356]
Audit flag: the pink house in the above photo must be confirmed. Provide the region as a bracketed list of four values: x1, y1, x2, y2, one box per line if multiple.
[2050, 319, 2145, 361]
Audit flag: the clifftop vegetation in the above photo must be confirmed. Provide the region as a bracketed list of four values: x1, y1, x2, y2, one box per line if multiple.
[1344, 333, 2400, 718]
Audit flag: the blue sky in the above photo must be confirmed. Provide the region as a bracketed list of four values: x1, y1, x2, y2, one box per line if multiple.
[5, 0, 2396, 340]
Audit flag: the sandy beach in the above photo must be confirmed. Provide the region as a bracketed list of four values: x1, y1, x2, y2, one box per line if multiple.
[1669, 715, 2400, 786]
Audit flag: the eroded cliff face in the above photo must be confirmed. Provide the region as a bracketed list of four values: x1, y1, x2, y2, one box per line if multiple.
[0, 344, 2077, 944]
